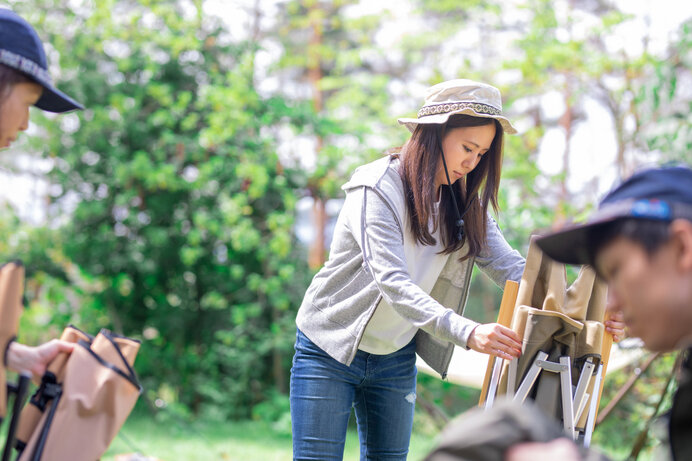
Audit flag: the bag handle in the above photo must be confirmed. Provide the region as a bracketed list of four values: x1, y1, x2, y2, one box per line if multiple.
[77, 340, 142, 392]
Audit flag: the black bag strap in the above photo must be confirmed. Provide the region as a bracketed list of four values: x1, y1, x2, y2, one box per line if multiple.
[2, 374, 30, 461]
[28, 381, 62, 461]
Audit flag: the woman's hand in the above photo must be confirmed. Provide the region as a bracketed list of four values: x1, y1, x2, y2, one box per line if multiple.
[605, 310, 626, 342]
[6, 339, 74, 379]
[467, 323, 522, 360]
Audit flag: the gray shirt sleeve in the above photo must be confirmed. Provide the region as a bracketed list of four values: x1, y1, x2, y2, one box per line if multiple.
[345, 185, 479, 348]
[475, 215, 525, 286]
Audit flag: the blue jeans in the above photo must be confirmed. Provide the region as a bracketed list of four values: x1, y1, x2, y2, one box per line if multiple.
[290, 329, 417, 461]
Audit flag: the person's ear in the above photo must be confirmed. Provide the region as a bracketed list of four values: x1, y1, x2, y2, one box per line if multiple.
[670, 219, 692, 272]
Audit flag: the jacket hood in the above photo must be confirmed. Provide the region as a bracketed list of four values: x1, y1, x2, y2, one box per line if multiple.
[341, 155, 398, 191]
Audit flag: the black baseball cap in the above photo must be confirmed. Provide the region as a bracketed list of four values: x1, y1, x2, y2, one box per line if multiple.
[536, 165, 692, 266]
[0, 8, 83, 112]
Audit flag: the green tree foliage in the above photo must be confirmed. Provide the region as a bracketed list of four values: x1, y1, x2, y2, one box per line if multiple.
[594, 352, 680, 459]
[9, 0, 311, 418]
[273, 0, 399, 185]
[639, 18, 692, 164]
[0, 205, 94, 345]
[270, 0, 402, 267]
[2, 1, 689, 438]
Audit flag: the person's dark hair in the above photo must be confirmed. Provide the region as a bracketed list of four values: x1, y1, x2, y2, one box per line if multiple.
[0, 63, 33, 104]
[587, 218, 672, 271]
[399, 114, 504, 261]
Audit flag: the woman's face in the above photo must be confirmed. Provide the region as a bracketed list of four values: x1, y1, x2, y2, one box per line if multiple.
[0, 82, 43, 149]
[436, 123, 496, 189]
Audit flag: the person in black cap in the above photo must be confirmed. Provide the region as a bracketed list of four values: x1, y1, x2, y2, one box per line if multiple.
[0, 8, 83, 148]
[532, 165, 692, 461]
[499, 165, 692, 461]
[0, 8, 82, 378]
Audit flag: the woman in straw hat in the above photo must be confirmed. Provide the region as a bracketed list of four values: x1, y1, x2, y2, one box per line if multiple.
[291, 79, 623, 460]
[0, 8, 83, 379]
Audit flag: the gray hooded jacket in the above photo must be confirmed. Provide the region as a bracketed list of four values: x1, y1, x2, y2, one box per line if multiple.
[296, 154, 525, 378]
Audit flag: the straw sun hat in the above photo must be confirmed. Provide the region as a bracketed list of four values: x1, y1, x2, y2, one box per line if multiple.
[398, 79, 517, 135]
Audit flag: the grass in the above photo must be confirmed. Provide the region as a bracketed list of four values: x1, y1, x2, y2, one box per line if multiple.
[101, 404, 667, 461]
[67, 353, 687, 461]
[103, 412, 437, 461]
[4, 401, 661, 461]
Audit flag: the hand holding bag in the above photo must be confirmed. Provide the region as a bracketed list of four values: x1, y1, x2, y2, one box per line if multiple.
[18, 329, 142, 461]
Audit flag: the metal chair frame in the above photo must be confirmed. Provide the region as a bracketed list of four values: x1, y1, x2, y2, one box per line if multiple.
[483, 352, 603, 446]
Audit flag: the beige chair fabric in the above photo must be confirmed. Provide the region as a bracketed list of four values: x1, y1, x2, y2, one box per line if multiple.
[498, 237, 607, 430]
[0, 261, 25, 420]
[15, 325, 92, 450]
[0, 260, 141, 460]
[17, 328, 141, 461]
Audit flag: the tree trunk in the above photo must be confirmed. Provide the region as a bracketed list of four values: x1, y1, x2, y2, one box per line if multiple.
[307, 3, 326, 269]
[555, 78, 574, 228]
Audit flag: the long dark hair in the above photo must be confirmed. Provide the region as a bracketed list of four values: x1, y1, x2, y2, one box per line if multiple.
[399, 114, 504, 261]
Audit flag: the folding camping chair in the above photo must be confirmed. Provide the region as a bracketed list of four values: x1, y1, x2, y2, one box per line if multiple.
[0, 259, 142, 461]
[479, 238, 613, 447]
[15, 327, 142, 461]
[0, 261, 30, 461]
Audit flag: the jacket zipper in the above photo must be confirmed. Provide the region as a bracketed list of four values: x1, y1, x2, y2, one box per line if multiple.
[348, 185, 402, 366]
[440, 254, 476, 379]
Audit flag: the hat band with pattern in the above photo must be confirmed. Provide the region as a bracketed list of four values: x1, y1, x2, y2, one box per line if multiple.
[418, 101, 501, 119]
[0, 48, 53, 87]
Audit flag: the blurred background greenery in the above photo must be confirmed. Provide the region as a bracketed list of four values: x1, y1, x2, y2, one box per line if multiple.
[0, 0, 690, 459]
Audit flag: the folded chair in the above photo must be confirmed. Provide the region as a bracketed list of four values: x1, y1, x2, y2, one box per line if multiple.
[480, 238, 613, 446]
[0, 261, 30, 461]
[13, 325, 92, 458]
[15, 327, 142, 461]
[0, 259, 143, 461]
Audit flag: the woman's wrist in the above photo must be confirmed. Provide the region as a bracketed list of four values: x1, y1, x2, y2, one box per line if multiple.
[5, 341, 37, 375]
[5, 340, 23, 373]
[4, 339, 74, 379]
[463, 323, 481, 350]
[3, 337, 16, 368]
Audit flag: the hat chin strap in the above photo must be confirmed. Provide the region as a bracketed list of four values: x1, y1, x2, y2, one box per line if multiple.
[438, 132, 475, 241]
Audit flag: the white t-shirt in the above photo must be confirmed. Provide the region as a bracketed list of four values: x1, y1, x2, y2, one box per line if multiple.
[358, 199, 449, 354]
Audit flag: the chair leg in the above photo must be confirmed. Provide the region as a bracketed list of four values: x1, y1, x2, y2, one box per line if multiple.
[478, 280, 520, 407]
[500, 352, 602, 444]
[559, 356, 576, 439]
[583, 363, 604, 448]
[484, 357, 504, 409]
[506, 357, 517, 398]
[573, 358, 595, 422]
[513, 351, 549, 403]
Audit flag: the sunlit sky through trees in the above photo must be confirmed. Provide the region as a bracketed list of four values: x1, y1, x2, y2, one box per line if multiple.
[1, 0, 690, 231]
